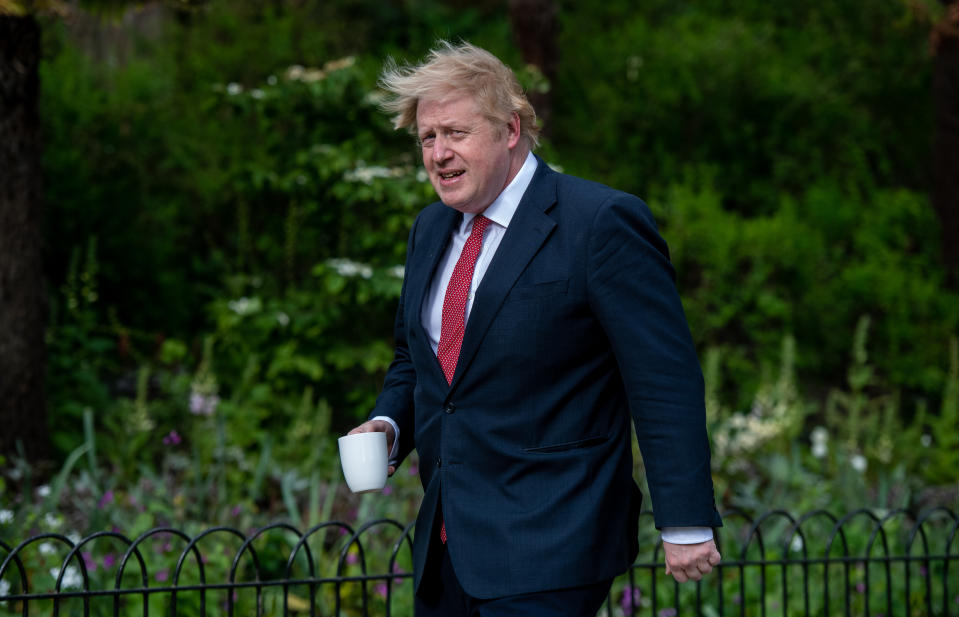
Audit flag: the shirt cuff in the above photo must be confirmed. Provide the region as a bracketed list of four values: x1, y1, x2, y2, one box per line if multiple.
[370, 415, 400, 465]
[661, 526, 714, 544]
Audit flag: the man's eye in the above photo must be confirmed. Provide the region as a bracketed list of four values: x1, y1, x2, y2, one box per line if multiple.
[420, 135, 435, 147]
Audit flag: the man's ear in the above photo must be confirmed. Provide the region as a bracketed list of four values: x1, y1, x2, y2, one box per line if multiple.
[505, 111, 522, 148]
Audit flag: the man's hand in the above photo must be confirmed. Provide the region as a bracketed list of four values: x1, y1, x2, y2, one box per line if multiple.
[348, 420, 397, 477]
[663, 538, 721, 583]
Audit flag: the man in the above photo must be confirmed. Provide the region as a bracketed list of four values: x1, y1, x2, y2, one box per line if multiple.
[348, 41, 722, 616]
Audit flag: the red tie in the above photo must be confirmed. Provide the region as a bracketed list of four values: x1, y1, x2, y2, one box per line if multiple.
[436, 215, 490, 544]
[437, 215, 491, 385]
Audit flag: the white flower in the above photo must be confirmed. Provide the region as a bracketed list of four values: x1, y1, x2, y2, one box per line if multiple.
[790, 535, 804, 552]
[328, 258, 372, 279]
[810, 426, 829, 458]
[250, 88, 264, 99]
[38, 542, 56, 555]
[276, 311, 290, 327]
[810, 426, 828, 446]
[49, 566, 82, 589]
[228, 296, 261, 316]
[416, 169, 429, 183]
[286, 65, 304, 80]
[389, 265, 405, 279]
[0, 510, 13, 524]
[43, 513, 60, 530]
[920, 434, 932, 447]
[67, 532, 81, 545]
[189, 390, 219, 416]
[850, 454, 868, 473]
[226, 82, 242, 95]
[344, 164, 395, 185]
[37, 485, 51, 498]
[267, 75, 277, 86]
[0, 579, 10, 597]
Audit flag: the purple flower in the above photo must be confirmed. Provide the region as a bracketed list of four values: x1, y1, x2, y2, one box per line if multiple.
[382, 486, 393, 495]
[82, 551, 97, 572]
[155, 569, 169, 583]
[346, 552, 359, 565]
[98, 490, 114, 509]
[374, 582, 388, 598]
[162, 430, 182, 446]
[920, 566, 928, 577]
[856, 582, 866, 594]
[620, 584, 642, 612]
[231, 505, 242, 517]
[102, 554, 116, 569]
[392, 563, 406, 585]
[658, 608, 677, 617]
[409, 465, 418, 476]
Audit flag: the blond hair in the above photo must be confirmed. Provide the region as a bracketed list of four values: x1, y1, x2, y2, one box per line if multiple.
[378, 40, 540, 150]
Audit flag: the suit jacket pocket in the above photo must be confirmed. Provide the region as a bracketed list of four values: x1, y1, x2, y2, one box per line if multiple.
[523, 434, 608, 453]
[509, 279, 569, 301]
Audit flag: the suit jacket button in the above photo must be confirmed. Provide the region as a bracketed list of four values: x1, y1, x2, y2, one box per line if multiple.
[444, 403, 456, 414]
[436, 458, 442, 468]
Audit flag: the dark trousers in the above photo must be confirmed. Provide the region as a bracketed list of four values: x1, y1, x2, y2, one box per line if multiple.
[414, 537, 612, 617]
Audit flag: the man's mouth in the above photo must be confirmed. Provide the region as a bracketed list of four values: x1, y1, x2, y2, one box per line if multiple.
[439, 170, 465, 180]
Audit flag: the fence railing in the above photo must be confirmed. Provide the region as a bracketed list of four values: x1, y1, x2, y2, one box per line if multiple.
[1, 508, 956, 616]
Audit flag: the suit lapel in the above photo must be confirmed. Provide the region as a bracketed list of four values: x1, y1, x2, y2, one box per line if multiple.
[449, 161, 559, 390]
[407, 206, 460, 379]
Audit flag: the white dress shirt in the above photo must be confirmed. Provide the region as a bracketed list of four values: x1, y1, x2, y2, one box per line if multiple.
[375, 152, 712, 544]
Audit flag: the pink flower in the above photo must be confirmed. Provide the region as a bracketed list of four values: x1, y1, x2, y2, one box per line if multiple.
[346, 552, 359, 565]
[621, 584, 641, 612]
[374, 582, 388, 598]
[382, 486, 393, 495]
[98, 490, 114, 509]
[409, 465, 418, 476]
[82, 551, 97, 572]
[162, 430, 182, 446]
[155, 569, 169, 583]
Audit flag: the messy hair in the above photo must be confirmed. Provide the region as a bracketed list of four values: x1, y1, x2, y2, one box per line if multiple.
[378, 40, 540, 149]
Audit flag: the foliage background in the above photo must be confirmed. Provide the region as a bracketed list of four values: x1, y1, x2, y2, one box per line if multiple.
[2, 2, 959, 609]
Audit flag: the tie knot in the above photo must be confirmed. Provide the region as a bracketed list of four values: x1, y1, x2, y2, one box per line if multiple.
[471, 215, 491, 236]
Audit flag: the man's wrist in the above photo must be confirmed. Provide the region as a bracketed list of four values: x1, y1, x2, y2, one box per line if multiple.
[370, 415, 400, 465]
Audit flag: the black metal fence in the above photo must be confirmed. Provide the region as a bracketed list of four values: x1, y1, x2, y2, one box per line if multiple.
[1, 508, 956, 616]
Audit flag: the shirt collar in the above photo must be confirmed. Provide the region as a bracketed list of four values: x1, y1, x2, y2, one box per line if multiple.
[463, 151, 538, 231]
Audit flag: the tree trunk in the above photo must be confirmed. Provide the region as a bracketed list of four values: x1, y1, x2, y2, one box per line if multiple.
[933, 3, 959, 275]
[508, 0, 558, 139]
[0, 15, 49, 462]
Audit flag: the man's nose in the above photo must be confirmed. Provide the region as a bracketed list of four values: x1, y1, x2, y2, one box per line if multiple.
[432, 137, 453, 162]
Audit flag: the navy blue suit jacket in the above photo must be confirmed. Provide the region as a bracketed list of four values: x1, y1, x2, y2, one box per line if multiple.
[371, 157, 722, 599]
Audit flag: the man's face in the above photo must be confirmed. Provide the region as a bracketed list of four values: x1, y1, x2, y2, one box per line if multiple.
[416, 92, 520, 214]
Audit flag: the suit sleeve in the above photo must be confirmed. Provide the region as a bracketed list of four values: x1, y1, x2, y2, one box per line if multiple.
[587, 193, 722, 529]
[368, 215, 419, 466]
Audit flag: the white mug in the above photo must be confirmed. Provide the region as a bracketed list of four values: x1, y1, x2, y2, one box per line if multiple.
[337, 432, 388, 493]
